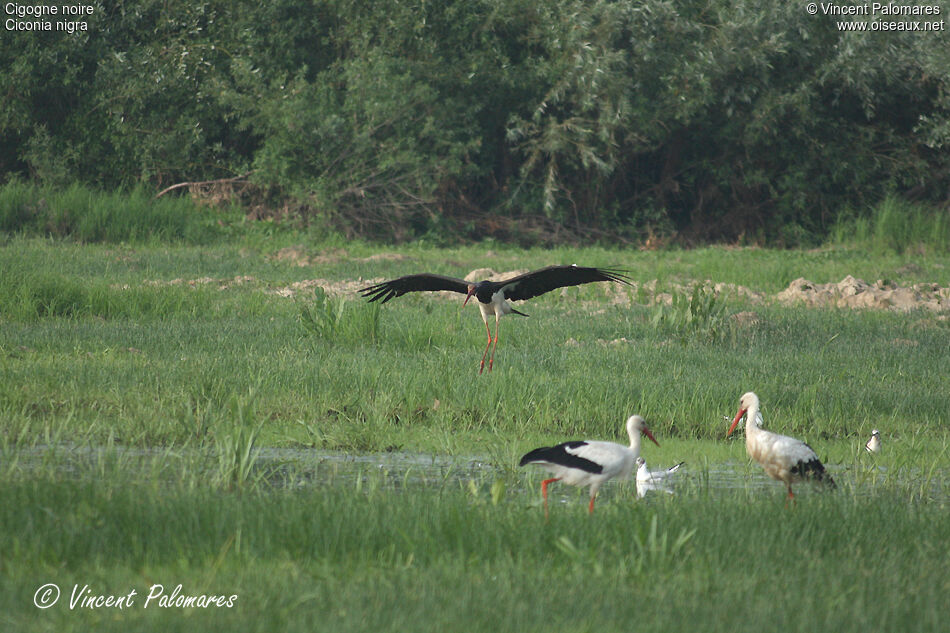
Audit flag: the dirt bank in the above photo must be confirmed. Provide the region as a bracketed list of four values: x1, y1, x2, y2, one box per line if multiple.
[140, 267, 949, 313]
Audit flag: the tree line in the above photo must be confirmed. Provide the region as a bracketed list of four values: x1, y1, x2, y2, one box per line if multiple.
[2, 0, 948, 244]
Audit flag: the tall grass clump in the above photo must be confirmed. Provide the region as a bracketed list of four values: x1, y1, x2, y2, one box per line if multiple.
[830, 195, 950, 255]
[651, 284, 733, 343]
[207, 391, 267, 490]
[0, 180, 221, 243]
[299, 287, 381, 345]
[0, 179, 35, 232]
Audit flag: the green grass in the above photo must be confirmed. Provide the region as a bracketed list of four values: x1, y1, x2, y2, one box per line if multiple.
[0, 234, 948, 457]
[1, 267, 946, 452]
[1, 232, 948, 632]
[2, 451, 949, 632]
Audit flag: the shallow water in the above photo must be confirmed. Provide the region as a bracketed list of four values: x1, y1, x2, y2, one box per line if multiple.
[3, 444, 495, 487]
[4, 444, 946, 500]
[255, 447, 497, 488]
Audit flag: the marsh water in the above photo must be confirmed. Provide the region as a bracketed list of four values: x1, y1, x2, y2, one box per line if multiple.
[6, 443, 946, 501]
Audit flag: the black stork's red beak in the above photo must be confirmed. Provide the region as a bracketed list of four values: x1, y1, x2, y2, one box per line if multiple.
[463, 284, 476, 306]
[727, 408, 746, 437]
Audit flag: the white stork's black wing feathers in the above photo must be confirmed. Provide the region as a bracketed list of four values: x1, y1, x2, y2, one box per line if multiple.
[359, 274, 470, 303]
[790, 453, 836, 488]
[519, 441, 604, 474]
[499, 265, 630, 302]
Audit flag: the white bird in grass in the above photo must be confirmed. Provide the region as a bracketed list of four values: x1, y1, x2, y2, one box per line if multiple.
[865, 429, 881, 454]
[635, 457, 684, 498]
[727, 391, 836, 501]
[519, 415, 660, 514]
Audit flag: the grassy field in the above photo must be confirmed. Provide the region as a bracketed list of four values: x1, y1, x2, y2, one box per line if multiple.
[3, 460, 950, 633]
[2, 228, 949, 631]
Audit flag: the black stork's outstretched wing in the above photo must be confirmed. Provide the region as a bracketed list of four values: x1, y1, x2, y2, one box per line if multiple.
[359, 274, 470, 304]
[497, 265, 631, 301]
[360, 266, 631, 304]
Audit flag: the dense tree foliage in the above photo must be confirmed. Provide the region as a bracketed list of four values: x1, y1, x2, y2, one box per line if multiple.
[2, 0, 948, 243]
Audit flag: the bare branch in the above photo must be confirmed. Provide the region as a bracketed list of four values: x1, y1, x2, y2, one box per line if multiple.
[154, 172, 254, 199]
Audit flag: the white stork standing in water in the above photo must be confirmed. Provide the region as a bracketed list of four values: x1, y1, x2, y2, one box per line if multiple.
[727, 391, 836, 501]
[865, 429, 881, 454]
[519, 415, 660, 514]
[635, 457, 684, 498]
[360, 265, 631, 373]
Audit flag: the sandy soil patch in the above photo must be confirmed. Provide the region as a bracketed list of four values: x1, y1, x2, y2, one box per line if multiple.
[269, 278, 373, 298]
[141, 275, 256, 290]
[776, 275, 949, 312]
[268, 246, 411, 267]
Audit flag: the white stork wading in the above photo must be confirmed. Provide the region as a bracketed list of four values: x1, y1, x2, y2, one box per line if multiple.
[727, 391, 836, 501]
[360, 265, 631, 373]
[635, 457, 684, 498]
[519, 415, 660, 514]
[865, 429, 881, 454]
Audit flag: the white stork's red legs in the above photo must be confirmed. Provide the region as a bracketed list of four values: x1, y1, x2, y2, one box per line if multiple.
[360, 265, 631, 373]
[519, 415, 660, 515]
[541, 477, 560, 508]
[727, 391, 836, 503]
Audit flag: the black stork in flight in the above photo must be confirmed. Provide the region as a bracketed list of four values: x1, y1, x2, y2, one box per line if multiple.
[359, 265, 631, 373]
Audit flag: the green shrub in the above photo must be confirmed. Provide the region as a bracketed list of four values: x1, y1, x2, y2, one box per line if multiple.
[2, 0, 948, 244]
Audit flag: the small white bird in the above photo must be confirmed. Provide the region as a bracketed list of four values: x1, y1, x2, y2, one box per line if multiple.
[519, 414, 660, 514]
[727, 391, 836, 501]
[865, 429, 881, 453]
[635, 457, 684, 498]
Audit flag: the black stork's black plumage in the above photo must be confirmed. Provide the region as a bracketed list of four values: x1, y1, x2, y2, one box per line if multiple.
[359, 265, 631, 373]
